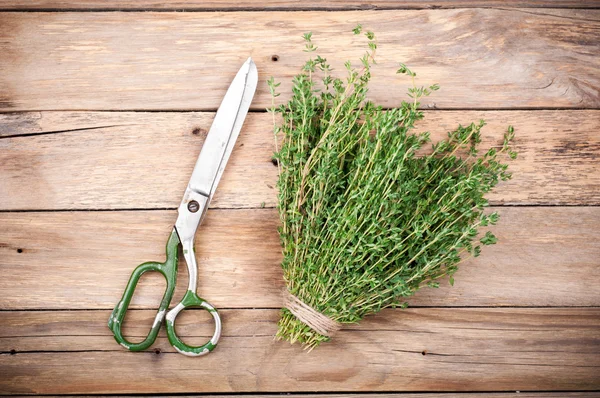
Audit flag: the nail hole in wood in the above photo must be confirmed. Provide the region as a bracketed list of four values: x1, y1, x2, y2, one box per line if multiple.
[10, 349, 16, 355]
[16, 248, 23, 254]
[192, 127, 206, 136]
[271, 55, 279, 62]
[421, 350, 427, 356]
[271, 158, 279, 166]
[154, 348, 161, 355]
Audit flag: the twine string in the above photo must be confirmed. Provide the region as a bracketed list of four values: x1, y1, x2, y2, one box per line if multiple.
[282, 289, 341, 337]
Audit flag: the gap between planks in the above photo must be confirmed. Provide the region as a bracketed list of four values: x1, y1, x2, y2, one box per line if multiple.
[0, 0, 599, 11]
[2, 107, 600, 114]
[3, 204, 600, 214]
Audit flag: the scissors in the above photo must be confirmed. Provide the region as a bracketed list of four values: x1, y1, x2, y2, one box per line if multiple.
[108, 58, 258, 356]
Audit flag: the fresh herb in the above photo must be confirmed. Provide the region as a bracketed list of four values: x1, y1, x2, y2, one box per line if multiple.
[268, 27, 516, 348]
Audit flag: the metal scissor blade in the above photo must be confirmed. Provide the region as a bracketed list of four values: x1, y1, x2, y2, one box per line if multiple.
[173, 57, 257, 289]
[187, 58, 258, 201]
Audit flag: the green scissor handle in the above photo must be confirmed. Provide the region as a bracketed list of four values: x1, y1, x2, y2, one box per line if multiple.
[165, 290, 221, 356]
[108, 230, 180, 351]
[108, 229, 221, 355]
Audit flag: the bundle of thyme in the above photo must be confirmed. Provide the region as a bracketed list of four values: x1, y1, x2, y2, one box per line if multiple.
[268, 27, 516, 348]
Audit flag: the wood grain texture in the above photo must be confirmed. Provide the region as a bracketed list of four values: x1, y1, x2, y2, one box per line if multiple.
[0, 207, 598, 310]
[0, 4, 597, 397]
[0, 0, 597, 10]
[0, 10, 598, 111]
[1, 110, 599, 210]
[0, 112, 276, 210]
[0, 308, 598, 393]
[8, 395, 599, 398]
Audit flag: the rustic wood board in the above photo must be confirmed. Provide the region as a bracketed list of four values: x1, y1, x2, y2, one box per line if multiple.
[0, 1, 597, 9]
[7, 395, 600, 398]
[0, 207, 598, 310]
[1, 308, 599, 393]
[1, 3, 599, 396]
[1, 110, 599, 210]
[1, 10, 598, 111]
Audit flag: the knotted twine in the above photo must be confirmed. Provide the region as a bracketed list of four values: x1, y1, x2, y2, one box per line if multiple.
[282, 289, 341, 337]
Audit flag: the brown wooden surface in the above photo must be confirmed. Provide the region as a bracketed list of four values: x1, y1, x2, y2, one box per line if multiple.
[1, 308, 599, 393]
[1, 110, 599, 210]
[0, 0, 597, 10]
[0, 207, 599, 310]
[1, 10, 599, 111]
[1, 3, 599, 396]
[6, 395, 600, 398]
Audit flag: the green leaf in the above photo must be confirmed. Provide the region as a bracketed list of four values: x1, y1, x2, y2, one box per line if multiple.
[480, 231, 498, 245]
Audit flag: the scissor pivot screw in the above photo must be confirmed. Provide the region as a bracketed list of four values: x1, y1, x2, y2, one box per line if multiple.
[188, 200, 200, 213]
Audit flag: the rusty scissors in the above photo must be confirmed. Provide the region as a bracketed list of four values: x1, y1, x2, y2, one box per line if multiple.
[108, 58, 258, 356]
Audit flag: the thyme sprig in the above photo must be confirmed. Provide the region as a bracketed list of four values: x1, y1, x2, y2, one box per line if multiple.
[268, 27, 516, 348]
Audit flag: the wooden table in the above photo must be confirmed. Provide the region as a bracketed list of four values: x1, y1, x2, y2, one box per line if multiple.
[1, 1, 599, 396]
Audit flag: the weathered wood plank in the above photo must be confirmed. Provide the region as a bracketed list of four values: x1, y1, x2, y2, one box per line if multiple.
[0, 112, 276, 210]
[0, 10, 598, 111]
[8, 395, 600, 398]
[0, 1, 596, 10]
[0, 207, 598, 310]
[0, 308, 598, 393]
[1, 110, 598, 210]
